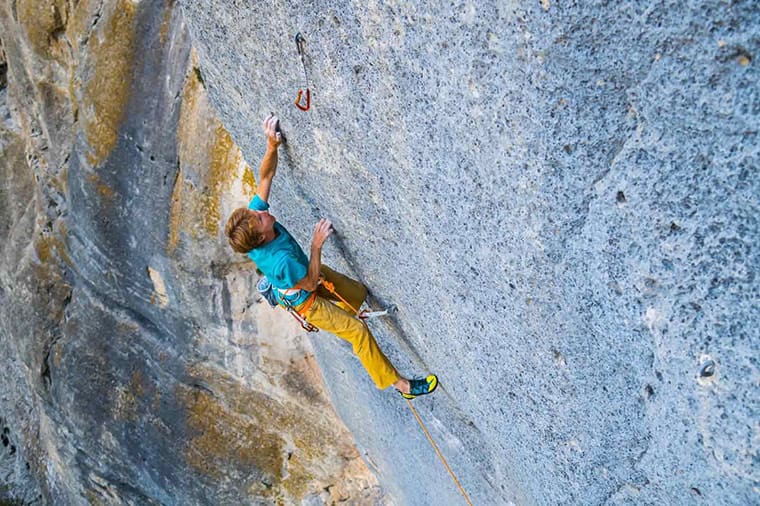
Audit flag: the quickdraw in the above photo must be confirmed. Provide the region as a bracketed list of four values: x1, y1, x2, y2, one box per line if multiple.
[257, 277, 318, 332]
[284, 301, 319, 333]
[281, 290, 319, 333]
[294, 33, 311, 111]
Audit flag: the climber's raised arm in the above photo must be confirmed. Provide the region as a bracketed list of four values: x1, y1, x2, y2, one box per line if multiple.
[256, 114, 282, 203]
[295, 219, 334, 291]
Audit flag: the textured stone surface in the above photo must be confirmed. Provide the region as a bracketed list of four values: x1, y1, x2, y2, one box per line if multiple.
[179, 1, 759, 504]
[2, 0, 758, 504]
[1, 0, 381, 504]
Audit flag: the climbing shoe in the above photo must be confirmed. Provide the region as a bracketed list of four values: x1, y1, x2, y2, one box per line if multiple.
[399, 374, 438, 399]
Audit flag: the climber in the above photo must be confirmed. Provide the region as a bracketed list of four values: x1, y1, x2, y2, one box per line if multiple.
[224, 114, 437, 399]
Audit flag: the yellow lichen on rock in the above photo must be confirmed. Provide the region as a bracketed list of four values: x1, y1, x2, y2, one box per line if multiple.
[66, 0, 98, 53]
[169, 51, 253, 252]
[85, 172, 116, 200]
[34, 231, 73, 268]
[202, 123, 241, 235]
[159, 2, 174, 45]
[242, 164, 257, 196]
[178, 364, 381, 502]
[177, 384, 285, 487]
[78, 0, 138, 166]
[16, 0, 69, 59]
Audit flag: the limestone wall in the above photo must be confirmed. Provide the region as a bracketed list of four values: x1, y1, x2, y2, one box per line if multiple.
[0, 1, 381, 504]
[179, 1, 758, 504]
[0, 0, 757, 504]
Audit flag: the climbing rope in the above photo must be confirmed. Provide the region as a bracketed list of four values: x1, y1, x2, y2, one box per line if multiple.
[323, 279, 473, 504]
[405, 399, 474, 506]
[321, 279, 361, 316]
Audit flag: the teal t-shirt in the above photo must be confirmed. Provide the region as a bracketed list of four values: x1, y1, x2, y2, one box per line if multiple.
[247, 196, 311, 306]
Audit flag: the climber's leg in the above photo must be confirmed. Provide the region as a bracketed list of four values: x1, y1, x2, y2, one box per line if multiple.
[301, 295, 399, 389]
[316, 265, 368, 314]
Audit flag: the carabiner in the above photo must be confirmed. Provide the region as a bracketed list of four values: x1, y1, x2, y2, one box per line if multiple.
[286, 306, 318, 332]
[295, 88, 311, 111]
[295, 32, 306, 58]
[294, 32, 311, 111]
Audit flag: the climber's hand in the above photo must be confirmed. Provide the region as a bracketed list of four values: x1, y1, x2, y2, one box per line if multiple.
[263, 114, 282, 148]
[311, 219, 334, 249]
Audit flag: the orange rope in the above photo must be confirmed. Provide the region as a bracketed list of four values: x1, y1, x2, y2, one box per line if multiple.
[321, 280, 361, 316]
[405, 399, 474, 506]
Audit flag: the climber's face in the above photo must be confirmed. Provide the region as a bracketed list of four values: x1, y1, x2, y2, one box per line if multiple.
[251, 209, 275, 234]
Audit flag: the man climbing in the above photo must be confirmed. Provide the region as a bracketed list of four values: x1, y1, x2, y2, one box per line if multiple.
[225, 114, 437, 399]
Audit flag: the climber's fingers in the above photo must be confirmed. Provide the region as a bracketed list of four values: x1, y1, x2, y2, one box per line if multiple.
[263, 113, 282, 146]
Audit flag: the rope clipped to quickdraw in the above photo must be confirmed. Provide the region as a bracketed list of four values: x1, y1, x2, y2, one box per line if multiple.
[294, 33, 311, 111]
[405, 399, 474, 506]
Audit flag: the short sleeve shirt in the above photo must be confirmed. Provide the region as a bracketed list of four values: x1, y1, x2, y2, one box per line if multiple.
[246, 196, 310, 305]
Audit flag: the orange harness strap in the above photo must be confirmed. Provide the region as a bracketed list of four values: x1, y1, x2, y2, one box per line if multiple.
[295, 291, 318, 317]
[284, 279, 361, 333]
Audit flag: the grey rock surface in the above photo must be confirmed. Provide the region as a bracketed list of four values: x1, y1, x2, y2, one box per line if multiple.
[0, 0, 757, 504]
[179, 1, 759, 504]
[1, 0, 382, 504]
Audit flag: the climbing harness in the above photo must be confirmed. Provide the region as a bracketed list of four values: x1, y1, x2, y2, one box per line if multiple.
[281, 290, 319, 333]
[257, 276, 318, 332]
[405, 399, 474, 506]
[294, 33, 311, 111]
[258, 272, 396, 332]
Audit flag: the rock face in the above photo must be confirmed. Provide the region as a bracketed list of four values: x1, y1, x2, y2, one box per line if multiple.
[1, 1, 381, 504]
[178, 1, 758, 505]
[1, 0, 758, 505]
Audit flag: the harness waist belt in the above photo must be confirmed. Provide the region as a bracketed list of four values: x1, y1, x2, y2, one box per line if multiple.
[292, 291, 317, 317]
[275, 286, 311, 307]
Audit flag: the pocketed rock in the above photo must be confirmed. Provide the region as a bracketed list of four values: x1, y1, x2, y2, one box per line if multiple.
[179, 1, 759, 504]
[0, 0, 384, 504]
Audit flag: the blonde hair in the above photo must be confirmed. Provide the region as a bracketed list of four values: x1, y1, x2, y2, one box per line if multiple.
[225, 208, 265, 253]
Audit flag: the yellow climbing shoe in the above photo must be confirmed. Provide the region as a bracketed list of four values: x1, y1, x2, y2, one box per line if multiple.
[399, 374, 438, 399]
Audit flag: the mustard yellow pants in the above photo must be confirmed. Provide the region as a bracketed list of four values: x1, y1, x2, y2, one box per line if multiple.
[296, 266, 400, 390]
